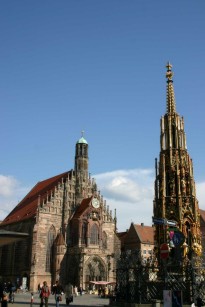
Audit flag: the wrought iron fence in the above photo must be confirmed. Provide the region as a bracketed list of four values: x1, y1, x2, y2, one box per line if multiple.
[115, 250, 205, 304]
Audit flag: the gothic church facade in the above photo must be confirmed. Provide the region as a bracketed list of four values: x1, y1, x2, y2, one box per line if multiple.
[0, 135, 120, 291]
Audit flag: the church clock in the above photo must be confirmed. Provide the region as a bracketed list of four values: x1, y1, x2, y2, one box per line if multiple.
[92, 197, 100, 208]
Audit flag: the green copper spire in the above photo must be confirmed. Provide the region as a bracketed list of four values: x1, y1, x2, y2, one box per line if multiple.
[77, 130, 88, 144]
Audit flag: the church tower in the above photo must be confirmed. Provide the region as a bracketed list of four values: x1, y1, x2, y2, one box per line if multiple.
[75, 131, 89, 205]
[153, 63, 202, 261]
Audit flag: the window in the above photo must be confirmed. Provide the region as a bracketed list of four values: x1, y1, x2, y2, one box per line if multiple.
[90, 224, 99, 245]
[102, 231, 107, 249]
[45, 226, 56, 272]
[81, 222, 87, 245]
[143, 250, 146, 254]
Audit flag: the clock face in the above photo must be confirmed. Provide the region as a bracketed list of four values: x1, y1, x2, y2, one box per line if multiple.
[92, 198, 100, 208]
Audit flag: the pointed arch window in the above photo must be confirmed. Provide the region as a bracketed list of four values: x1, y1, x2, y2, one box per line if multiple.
[102, 231, 107, 249]
[90, 224, 99, 245]
[81, 222, 87, 245]
[45, 225, 56, 272]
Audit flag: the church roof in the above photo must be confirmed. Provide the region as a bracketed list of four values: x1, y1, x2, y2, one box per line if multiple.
[1, 171, 69, 226]
[72, 196, 92, 218]
[77, 136, 88, 144]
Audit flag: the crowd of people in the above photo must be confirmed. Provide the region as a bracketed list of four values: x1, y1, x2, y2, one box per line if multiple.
[0, 279, 113, 306]
[97, 286, 109, 298]
[0, 281, 16, 306]
[39, 280, 73, 306]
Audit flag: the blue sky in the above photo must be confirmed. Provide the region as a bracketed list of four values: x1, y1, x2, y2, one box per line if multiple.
[1, 1, 205, 231]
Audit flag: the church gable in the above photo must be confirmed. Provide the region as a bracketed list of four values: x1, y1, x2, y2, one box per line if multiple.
[124, 223, 141, 250]
[1, 171, 70, 226]
[69, 196, 103, 247]
[72, 197, 92, 219]
[124, 223, 154, 251]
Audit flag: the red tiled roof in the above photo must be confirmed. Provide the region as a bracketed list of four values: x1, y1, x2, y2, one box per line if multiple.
[133, 224, 154, 244]
[72, 197, 92, 218]
[1, 171, 70, 226]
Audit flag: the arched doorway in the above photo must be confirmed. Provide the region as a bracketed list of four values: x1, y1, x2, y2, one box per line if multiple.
[84, 256, 106, 289]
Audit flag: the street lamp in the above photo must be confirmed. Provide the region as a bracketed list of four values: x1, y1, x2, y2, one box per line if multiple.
[107, 255, 111, 281]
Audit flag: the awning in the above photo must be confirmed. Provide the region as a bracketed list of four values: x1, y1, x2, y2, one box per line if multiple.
[0, 229, 29, 246]
[89, 281, 115, 285]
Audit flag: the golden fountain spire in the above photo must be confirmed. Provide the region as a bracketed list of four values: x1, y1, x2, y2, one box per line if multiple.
[166, 62, 176, 114]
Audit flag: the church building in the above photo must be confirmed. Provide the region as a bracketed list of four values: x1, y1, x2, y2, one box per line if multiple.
[0, 134, 120, 291]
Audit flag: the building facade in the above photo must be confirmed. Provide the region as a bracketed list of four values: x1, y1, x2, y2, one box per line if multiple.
[122, 223, 154, 260]
[0, 134, 120, 291]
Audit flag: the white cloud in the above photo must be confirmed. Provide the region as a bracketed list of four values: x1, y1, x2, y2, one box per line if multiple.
[196, 182, 205, 210]
[94, 169, 155, 232]
[0, 171, 204, 233]
[95, 169, 205, 232]
[0, 175, 30, 221]
[0, 175, 18, 197]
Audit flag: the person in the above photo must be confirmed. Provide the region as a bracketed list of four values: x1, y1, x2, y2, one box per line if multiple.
[196, 297, 203, 307]
[52, 280, 64, 307]
[38, 283, 41, 294]
[74, 286, 78, 297]
[104, 286, 108, 298]
[65, 283, 73, 305]
[98, 287, 102, 297]
[40, 281, 50, 307]
[79, 286, 83, 296]
[7, 281, 15, 303]
[1, 292, 8, 307]
[0, 282, 4, 302]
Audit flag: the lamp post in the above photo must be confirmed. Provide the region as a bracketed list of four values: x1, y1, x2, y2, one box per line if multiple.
[79, 252, 85, 288]
[107, 255, 111, 281]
